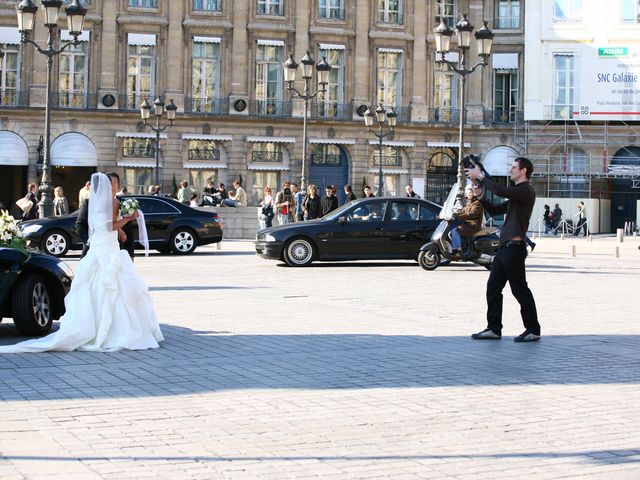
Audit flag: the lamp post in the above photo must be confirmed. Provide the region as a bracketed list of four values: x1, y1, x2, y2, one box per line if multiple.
[140, 96, 177, 188]
[433, 14, 493, 209]
[284, 50, 331, 190]
[16, 0, 87, 218]
[364, 104, 397, 197]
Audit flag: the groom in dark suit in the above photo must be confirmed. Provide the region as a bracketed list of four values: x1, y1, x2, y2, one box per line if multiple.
[75, 173, 135, 259]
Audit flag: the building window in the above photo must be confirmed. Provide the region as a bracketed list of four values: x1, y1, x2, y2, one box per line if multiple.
[122, 138, 155, 158]
[621, 0, 640, 23]
[433, 67, 457, 122]
[435, 0, 455, 27]
[554, 0, 583, 22]
[188, 170, 217, 192]
[193, 0, 221, 11]
[251, 142, 283, 162]
[426, 152, 456, 204]
[316, 46, 344, 117]
[187, 140, 220, 161]
[318, 0, 344, 19]
[311, 144, 341, 165]
[252, 171, 280, 205]
[192, 40, 221, 113]
[0, 43, 20, 106]
[124, 168, 153, 194]
[373, 175, 399, 197]
[378, 0, 403, 24]
[128, 0, 157, 7]
[553, 54, 574, 119]
[377, 50, 403, 109]
[497, 0, 520, 28]
[494, 71, 518, 123]
[255, 43, 283, 115]
[257, 0, 284, 15]
[373, 146, 401, 167]
[127, 43, 155, 110]
[58, 41, 88, 108]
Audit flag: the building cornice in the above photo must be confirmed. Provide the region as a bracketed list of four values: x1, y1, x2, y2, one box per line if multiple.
[309, 25, 356, 37]
[247, 21, 295, 33]
[182, 18, 233, 29]
[116, 14, 169, 26]
[368, 29, 414, 41]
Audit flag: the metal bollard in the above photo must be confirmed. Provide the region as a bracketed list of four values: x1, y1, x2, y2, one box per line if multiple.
[615, 246, 620, 258]
[588, 234, 593, 242]
[217, 241, 222, 250]
[561, 233, 565, 240]
[571, 245, 576, 257]
[617, 228, 624, 243]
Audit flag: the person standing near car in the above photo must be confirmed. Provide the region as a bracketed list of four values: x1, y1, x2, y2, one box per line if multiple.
[465, 157, 541, 343]
[321, 185, 338, 216]
[291, 183, 304, 222]
[303, 184, 322, 220]
[344, 184, 357, 204]
[53, 186, 69, 216]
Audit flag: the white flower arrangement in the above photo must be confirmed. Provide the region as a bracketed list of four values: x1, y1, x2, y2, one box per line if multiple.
[0, 210, 27, 252]
[120, 198, 140, 217]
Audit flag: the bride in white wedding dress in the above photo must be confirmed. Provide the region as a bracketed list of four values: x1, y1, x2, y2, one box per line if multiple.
[0, 172, 164, 353]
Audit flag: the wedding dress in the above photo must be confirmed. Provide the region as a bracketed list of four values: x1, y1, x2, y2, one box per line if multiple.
[0, 173, 163, 353]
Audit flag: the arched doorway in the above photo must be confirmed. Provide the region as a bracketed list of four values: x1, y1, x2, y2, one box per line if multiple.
[0, 131, 29, 217]
[611, 146, 640, 230]
[51, 133, 97, 211]
[425, 151, 456, 205]
[308, 143, 350, 204]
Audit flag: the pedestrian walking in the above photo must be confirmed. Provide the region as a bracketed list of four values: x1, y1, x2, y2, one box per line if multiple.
[543, 204, 553, 235]
[465, 157, 541, 343]
[552, 203, 563, 234]
[573, 201, 589, 237]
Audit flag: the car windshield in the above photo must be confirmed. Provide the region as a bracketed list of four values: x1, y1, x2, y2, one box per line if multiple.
[320, 202, 358, 221]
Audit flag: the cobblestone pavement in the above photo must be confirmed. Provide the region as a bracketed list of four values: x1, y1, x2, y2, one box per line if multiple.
[1, 236, 640, 479]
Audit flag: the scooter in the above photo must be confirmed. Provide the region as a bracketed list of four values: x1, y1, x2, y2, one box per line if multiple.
[418, 183, 500, 271]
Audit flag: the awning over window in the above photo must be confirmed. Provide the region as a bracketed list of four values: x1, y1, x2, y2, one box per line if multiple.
[368, 140, 415, 148]
[309, 138, 356, 145]
[248, 164, 290, 171]
[246, 136, 295, 143]
[319, 43, 346, 50]
[116, 132, 168, 139]
[117, 160, 157, 168]
[128, 33, 156, 46]
[193, 36, 221, 44]
[427, 141, 471, 148]
[492, 53, 519, 70]
[0, 131, 28, 166]
[181, 133, 232, 141]
[0, 27, 20, 44]
[51, 133, 97, 167]
[257, 39, 285, 47]
[482, 146, 519, 176]
[367, 168, 409, 175]
[183, 162, 228, 170]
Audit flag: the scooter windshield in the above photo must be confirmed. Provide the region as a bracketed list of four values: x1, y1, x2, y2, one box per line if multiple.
[438, 184, 459, 220]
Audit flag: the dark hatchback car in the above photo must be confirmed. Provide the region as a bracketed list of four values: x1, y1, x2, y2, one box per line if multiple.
[0, 247, 73, 336]
[255, 197, 441, 266]
[20, 195, 223, 257]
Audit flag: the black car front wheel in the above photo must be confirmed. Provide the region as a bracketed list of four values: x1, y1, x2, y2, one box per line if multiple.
[170, 228, 198, 255]
[283, 238, 315, 267]
[41, 230, 70, 257]
[11, 273, 54, 336]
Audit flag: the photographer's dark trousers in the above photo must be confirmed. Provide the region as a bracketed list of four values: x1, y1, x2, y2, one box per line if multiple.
[486, 242, 540, 335]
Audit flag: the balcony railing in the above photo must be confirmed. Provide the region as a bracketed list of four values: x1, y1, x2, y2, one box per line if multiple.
[0, 91, 25, 107]
[184, 97, 228, 114]
[249, 100, 292, 117]
[122, 146, 156, 158]
[188, 148, 220, 161]
[251, 151, 283, 162]
[124, 93, 153, 111]
[310, 153, 341, 165]
[53, 92, 98, 109]
[309, 102, 353, 120]
[373, 154, 402, 167]
[429, 108, 460, 124]
[488, 107, 523, 124]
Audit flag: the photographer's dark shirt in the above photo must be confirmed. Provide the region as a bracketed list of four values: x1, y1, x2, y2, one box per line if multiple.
[479, 178, 535, 243]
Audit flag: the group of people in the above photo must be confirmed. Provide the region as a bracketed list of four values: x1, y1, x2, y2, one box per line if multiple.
[177, 180, 246, 208]
[542, 201, 589, 236]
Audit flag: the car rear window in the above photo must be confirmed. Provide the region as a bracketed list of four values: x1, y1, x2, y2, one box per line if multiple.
[419, 204, 437, 221]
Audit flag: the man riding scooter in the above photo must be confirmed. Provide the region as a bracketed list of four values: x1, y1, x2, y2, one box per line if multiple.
[450, 185, 484, 258]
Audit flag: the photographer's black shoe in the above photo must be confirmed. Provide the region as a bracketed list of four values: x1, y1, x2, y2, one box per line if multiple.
[471, 329, 501, 340]
[514, 330, 541, 343]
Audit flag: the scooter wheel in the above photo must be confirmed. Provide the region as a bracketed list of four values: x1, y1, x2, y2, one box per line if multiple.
[418, 250, 441, 271]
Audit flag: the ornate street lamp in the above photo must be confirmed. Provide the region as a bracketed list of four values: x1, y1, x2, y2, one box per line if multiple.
[364, 104, 397, 197]
[140, 96, 177, 187]
[284, 50, 331, 190]
[16, 0, 87, 218]
[432, 14, 493, 210]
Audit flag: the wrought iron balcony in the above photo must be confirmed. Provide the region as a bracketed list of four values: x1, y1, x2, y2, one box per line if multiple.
[249, 100, 292, 117]
[122, 145, 156, 158]
[373, 154, 402, 167]
[53, 92, 98, 109]
[251, 151, 283, 162]
[429, 108, 460, 124]
[0, 91, 25, 107]
[489, 107, 523, 124]
[310, 153, 341, 165]
[188, 148, 221, 161]
[184, 97, 228, 115]
[309, 102, 353, 120]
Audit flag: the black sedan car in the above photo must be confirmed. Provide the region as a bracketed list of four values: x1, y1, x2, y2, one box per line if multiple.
[255, 197, 441, 266]
[19, 195, 223, 257]
[0, 247, 73, 336]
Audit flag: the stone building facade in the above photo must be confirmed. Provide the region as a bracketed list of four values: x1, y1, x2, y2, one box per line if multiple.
[0, 0, 526, 213]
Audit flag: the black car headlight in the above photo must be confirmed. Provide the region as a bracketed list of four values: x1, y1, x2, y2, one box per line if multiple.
[257, 232, 277, 242]
[20, 224, 43, 236]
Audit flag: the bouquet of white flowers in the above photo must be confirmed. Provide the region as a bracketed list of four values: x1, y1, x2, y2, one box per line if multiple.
[0, 210, 27, 252]
[120, 198, 140, 217]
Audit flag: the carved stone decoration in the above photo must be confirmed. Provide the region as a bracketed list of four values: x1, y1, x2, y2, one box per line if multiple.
[266, 126, 274, 136]
[1, 117, 8, 129]
[327, 127, 335, 138]
[136, 121, 145, 132]
[69, 119, 78, 131]
[202, 123, 211, 134]
[500, 133, 508, 144]
[444, 132, 451, 142]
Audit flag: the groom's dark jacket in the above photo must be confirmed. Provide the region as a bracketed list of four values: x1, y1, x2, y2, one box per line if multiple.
[75, 198, 134, 257]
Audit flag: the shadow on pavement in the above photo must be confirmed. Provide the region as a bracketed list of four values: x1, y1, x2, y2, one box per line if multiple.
[1, 326, 639, 401]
